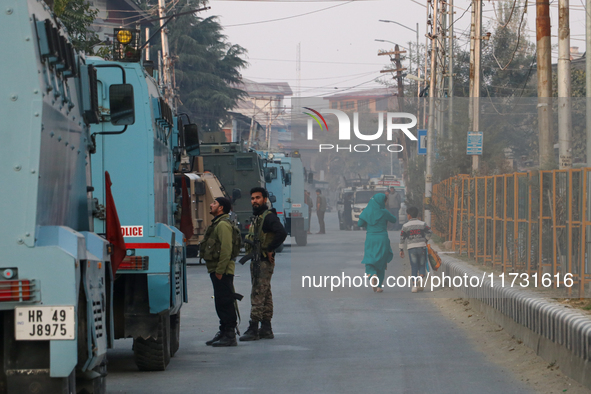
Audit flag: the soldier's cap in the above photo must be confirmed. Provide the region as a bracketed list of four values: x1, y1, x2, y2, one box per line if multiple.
[215, 197, 232, 213]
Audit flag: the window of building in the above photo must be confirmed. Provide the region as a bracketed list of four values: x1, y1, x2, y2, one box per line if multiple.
[341, 101, 354, 110]
[331, 101, 338, 109]
[358, 100, 369, 111]
[375, 98, 389, 111]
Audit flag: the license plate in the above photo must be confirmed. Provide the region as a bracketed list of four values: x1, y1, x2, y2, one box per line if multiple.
[14, 306, 75, 340]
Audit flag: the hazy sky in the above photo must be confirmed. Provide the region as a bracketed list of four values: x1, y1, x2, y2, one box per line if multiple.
[203, 0, 589, 98]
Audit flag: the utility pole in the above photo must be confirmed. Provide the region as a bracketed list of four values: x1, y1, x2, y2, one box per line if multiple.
[438, 0, 447, 140]
[558, 0, 572, 169]
[378, 46, 408, 181]
[425, 0, 441, 227]
[422, 11, 430, 130]
[248, 98, 257, 148]
[145, 28, 150, 61]
[296, 43, 301, 97]
[416, 23, 420, 99]
[470, 0, 482, 172]
[537, 0, 553, 169]
[469, 0, 475, 121]
[158, 0, 172, 106]
[587, 0, 591, 164]
[448, 0, 454, 141]
[394, 45, 409, 183]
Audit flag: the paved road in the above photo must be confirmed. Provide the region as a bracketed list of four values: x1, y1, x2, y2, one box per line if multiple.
[107, 213, 533, 393]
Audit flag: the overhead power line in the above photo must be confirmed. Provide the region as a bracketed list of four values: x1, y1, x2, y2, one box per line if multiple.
[223, 1, 355, 28]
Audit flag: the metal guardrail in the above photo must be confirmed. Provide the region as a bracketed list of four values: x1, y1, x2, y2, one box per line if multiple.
[440, 253, 591, 363]
[432, 168, 591, 297]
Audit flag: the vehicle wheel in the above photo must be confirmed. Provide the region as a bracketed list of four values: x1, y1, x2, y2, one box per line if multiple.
[133, 313, 171, 371]
[170, 313, 180, 357]
[77, 361, 106, 394]
[295, 232, 307, 246]
[275, 243, 285, 253]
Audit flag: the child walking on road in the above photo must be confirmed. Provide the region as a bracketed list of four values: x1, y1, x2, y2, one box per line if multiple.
[399, 206, 432, 293]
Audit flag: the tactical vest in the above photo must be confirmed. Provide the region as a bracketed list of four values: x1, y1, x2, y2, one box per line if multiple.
[245, 209, 275, 258]
[200, 214, 239, 261]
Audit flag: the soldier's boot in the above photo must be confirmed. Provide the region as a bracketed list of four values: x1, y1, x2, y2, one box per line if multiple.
[205, 329, 223, 346]
[211, 328, 237, 347]
[259, 320, 274, 339]
[239, 321, 259, 341]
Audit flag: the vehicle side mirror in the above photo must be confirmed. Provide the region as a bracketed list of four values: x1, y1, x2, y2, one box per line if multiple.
[232, 188, 242, 202]
[184, 124, 200, 156]
[109, 84, 135, 125]
[307, 173, 314, 184]
[284, 172, 292, 186]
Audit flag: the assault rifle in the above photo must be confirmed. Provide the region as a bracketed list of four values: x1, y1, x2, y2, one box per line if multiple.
[239, 233, 261, 287]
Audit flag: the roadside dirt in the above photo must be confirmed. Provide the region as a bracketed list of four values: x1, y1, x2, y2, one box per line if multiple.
[431, 289, 591, 394]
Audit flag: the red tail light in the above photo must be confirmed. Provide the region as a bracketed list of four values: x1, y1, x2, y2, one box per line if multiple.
[245, 224, 251, 230]
[118, 256, 149, 271]
[0, 280, 31, 302]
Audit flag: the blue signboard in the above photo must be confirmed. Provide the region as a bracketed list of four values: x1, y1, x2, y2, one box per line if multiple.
[467, 131, 483, 155]
[418, 129, 427, 155]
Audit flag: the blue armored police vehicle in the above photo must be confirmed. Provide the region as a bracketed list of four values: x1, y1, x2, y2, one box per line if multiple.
[260, 151, 309, 246]
[0, 1, 117, 392]
[88, 29, 187, 371]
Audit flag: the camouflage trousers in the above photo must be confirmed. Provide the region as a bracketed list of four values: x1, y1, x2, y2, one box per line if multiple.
[249, 259, 274, 322]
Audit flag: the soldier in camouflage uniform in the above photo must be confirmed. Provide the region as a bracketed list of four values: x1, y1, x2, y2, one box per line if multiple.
[239, 187, 287, 341]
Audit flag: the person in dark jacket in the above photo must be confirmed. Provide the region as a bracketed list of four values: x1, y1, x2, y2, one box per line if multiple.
[202, 197, 242, 347]
[316, 189, 327, 234]
[343, 194, 353, 230]
[240, 187, 288, 341]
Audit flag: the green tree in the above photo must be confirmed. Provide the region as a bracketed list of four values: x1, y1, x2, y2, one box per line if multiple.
[452, 0, 536, 98]
[166, 3, 248, 132]
[51, 0, 99, 54]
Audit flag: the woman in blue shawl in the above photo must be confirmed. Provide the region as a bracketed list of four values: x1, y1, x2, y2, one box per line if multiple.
[358, 193, 397, 292]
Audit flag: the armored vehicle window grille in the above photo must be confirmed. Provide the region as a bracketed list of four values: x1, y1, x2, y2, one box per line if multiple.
[236, 157, 253, 170]
[158, 98, 173, 125]
[86, 65, 100, 124]
[66, 42, 77, 77]
[57, 35, 70, 73]
[43, 19, 59, 60]
[92, 300, 104, 338]
[175, 270, 181, 296]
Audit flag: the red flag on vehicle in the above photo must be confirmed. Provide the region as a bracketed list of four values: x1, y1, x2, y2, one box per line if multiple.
[105, 171, 126, 274]
[180, 176, 194, 240]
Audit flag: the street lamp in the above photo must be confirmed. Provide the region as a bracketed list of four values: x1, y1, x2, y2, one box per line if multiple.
[379, 20, 420, 96]
[375, 39, 408, 50]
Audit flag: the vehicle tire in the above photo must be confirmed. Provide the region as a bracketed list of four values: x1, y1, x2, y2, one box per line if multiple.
[170, 313, 180, 357]
[133, 313, 171, 371]
[77, 361, 106, 394]
[295, 232, 307, 246]
[275, 243, 285, 253]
